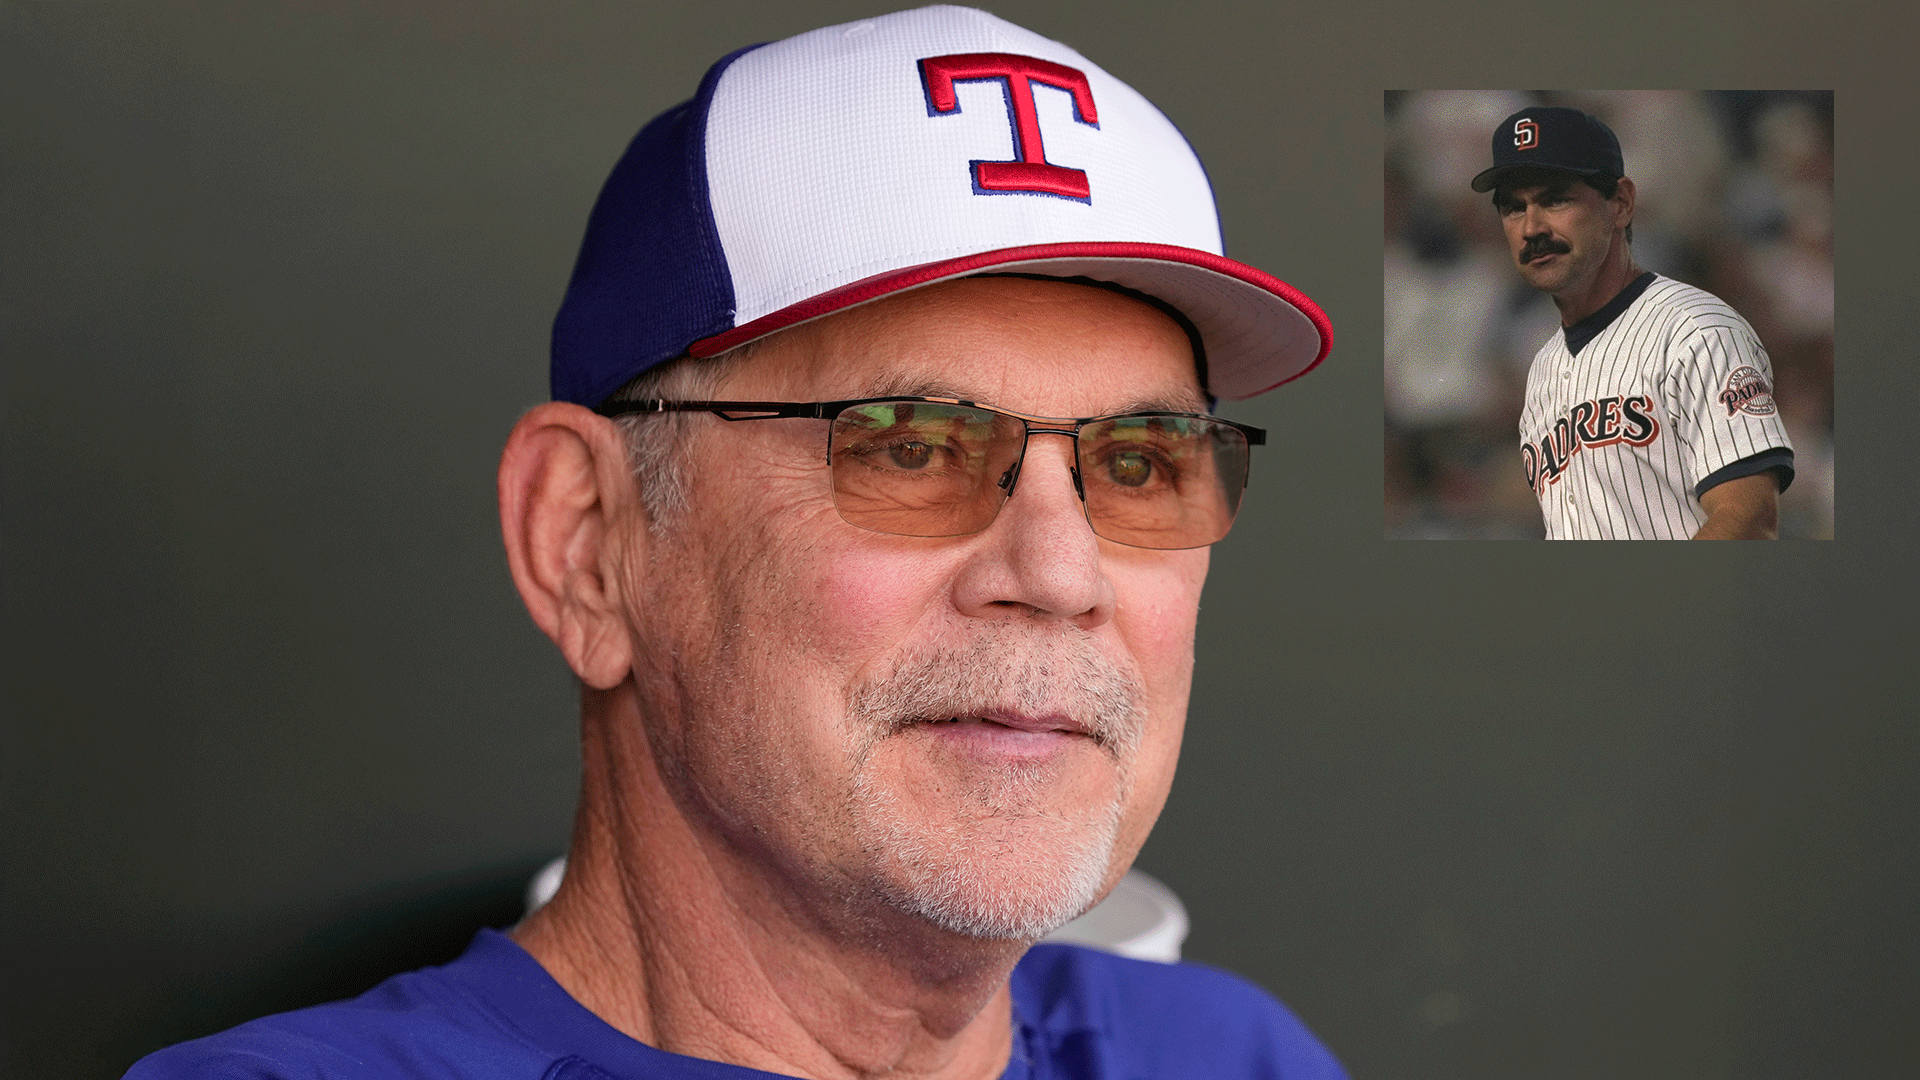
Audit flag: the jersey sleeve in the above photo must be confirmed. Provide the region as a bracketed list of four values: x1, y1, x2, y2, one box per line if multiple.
[1664, 315, 1794, 498]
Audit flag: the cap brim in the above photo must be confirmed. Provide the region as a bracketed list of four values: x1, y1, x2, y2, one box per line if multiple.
[1470, 162, 1606, 193]
[688, 242, 1331, 401]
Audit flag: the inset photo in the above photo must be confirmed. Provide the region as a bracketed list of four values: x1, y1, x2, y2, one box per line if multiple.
[1385, 91, 1833, 539]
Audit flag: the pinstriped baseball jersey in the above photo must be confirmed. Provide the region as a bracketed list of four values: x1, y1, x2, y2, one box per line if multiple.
[1518, 273, 1794, 539]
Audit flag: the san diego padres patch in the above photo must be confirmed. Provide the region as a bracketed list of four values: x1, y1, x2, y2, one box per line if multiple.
[1719, 366, 1777, 417]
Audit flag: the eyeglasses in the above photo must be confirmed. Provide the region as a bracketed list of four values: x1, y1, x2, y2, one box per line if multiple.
[596, 396, 1264, 550]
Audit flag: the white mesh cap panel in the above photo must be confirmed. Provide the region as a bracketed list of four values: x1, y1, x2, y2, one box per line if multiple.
[702, 5, 1224, 325]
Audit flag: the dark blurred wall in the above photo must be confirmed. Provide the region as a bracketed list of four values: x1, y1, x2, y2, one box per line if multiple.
[3, 2, 1912, 1079]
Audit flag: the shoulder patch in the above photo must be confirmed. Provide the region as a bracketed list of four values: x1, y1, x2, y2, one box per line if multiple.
[1718, 365, 1777, 417]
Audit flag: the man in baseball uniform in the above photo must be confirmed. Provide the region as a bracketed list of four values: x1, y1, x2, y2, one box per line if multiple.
[126, 7, 1346, 1079]
[1475, 106, 1794, 539]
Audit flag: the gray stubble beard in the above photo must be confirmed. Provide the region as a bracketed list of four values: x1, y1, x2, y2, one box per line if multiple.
[842, 630, 1146, 941]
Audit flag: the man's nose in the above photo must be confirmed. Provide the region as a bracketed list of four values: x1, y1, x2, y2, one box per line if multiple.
[949, 432, 1114, 629]
[996, 428, 1082, 501]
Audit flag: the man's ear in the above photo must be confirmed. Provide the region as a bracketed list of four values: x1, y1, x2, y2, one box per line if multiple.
[498, 402, 639, 689]
[1613, 175, 1637, 233]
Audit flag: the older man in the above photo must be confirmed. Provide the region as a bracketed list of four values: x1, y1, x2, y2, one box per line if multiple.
[128, 7, 1340, 1078]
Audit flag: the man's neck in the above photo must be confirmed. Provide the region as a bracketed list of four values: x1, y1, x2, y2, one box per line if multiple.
[1553, 239, 1642, 327]
[512, 690, 1028, 1080]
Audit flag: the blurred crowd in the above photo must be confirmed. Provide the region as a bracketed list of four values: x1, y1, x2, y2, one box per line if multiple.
[1384, 90, 1834, 539]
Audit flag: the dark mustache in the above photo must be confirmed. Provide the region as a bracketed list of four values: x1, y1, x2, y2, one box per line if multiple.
[1521, 238, 1570, 263]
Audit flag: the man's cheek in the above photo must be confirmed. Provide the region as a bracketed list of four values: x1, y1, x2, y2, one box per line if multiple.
[811, 546, 952, 661]
[1117, 555, 1205, 646]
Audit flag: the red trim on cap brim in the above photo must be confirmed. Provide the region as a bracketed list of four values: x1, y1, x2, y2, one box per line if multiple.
[688, 242, 1331, 399]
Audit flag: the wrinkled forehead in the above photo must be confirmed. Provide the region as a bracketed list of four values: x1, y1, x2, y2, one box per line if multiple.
[724, 277, 1210, 415]
[847, 372, 1210, 418]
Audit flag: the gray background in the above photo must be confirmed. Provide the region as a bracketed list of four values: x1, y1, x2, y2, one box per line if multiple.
[2, 2, 1911, 1078]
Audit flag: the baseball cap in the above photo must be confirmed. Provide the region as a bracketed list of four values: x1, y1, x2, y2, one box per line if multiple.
[1470, 106, 1626, 193]
[551, 4, 1331, 406]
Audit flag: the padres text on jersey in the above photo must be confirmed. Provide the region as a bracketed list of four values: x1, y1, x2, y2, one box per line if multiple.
[1517, 273, 1794, 539]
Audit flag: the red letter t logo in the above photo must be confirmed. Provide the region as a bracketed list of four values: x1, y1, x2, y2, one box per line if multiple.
[918, 53, 1099, 200]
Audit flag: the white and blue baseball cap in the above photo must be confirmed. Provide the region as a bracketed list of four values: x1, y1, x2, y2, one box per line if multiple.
[551, 5, 1331, 406]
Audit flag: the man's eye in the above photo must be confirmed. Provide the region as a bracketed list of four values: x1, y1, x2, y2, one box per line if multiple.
[887, 440, 935, 470]
[1107, 450, 1155, 488]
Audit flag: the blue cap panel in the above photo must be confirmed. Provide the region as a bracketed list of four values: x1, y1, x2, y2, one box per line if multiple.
[549, 45, 762, 406]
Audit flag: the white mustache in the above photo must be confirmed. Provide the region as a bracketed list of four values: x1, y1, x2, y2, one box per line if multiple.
[846, 630, 1144, 758]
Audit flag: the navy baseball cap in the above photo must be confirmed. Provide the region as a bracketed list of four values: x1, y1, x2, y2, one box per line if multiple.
[1470, 106, 1626, 193]
[550, 5, 1331, 407]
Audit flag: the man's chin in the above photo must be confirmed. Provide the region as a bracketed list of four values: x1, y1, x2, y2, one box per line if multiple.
[879, 834, 1118, 941]
[848, 732, 1135, 941]
[854, 795, 1127, 941]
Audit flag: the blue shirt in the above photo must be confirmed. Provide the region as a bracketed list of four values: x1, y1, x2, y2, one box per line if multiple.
[127, 930, 1346, 1079]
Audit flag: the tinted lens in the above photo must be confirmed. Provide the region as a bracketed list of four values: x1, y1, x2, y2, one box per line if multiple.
[829, 401, 1024, 537]
[1077, 415, 1247, 548]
